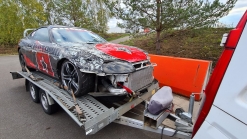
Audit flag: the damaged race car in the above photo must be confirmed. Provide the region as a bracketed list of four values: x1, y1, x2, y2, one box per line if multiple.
[18, 25, 156, 99]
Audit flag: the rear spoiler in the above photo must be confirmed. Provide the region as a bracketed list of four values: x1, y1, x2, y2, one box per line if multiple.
[23, 29, 36, 37]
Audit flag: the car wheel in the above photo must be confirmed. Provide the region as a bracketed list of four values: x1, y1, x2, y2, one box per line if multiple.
[19, 51, 35, 72]
[19, 51, 27, 72]
[61, 60, 95, 97]
[40, 89, 57, 114]
[29, 82, 39, 103]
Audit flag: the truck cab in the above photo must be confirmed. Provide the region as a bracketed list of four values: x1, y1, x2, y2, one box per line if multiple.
[193, 10, 247, 139]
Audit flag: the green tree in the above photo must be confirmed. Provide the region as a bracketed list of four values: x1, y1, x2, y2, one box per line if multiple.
[0, 0, 45, 45]
[0, 0, 22, 45]
[107, 0, 237, 54]
[17, 0, 46, 28]
[0, 0, 112, 46]
[88, 0, 112, 32]
[39, 0, 57, 25]
[44, 0, 111, 33]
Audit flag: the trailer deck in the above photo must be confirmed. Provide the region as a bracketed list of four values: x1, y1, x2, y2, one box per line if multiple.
[11, 71, 191, 139]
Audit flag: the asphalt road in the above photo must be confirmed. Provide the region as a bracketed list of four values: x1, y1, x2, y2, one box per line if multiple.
[110, 36, 130, 44]
[0, 55, 173, 139]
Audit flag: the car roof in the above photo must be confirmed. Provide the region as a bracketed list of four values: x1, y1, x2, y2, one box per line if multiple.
[39, 25, 86, 30]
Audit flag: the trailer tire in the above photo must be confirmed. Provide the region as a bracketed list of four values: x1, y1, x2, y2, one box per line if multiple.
[40, 89, 57, 115]
[29, 82, 39, 103]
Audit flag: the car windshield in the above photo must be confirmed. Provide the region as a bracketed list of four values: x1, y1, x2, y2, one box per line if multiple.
[51, 28, 106, 43]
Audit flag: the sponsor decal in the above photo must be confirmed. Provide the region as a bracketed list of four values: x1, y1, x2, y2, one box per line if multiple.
[36, 52, 55, 77]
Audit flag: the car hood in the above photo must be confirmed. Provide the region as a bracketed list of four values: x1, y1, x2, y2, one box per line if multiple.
[60, 42, 147, 63]
[95, 43, 147, 62]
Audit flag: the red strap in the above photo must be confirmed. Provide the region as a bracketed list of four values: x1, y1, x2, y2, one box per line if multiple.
[117, 83, 133, 94]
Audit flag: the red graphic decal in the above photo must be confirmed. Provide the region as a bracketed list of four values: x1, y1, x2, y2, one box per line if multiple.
[95, 43, 147, 62]
[36, 52, 55, 77]
[24, 55, 36, 68]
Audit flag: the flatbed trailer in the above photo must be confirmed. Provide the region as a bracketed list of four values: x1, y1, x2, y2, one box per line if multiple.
[11, 71, 191, 139]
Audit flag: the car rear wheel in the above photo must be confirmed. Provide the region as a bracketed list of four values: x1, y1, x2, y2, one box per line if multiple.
[61, 60, 95, 97]
[19, 51, 27, 72]
[19, 51, 35, 72]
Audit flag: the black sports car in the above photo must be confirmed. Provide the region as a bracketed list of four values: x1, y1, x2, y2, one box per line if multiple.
[18, 25, 155, 97]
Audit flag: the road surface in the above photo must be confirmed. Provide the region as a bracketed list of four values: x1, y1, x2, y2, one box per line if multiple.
[110, 36, 130, 44]
[0, 55, 173, 139]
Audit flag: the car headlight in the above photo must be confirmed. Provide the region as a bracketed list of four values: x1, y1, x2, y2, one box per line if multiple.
[103, 61, 135, 74]
[144, 52, 150, 60]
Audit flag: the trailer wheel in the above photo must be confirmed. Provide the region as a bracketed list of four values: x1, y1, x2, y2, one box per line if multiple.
[40, 89, 56, 115]
[29, 83, 39, 103]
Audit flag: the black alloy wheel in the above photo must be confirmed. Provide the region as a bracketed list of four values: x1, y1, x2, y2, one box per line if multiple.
[61, 61, 80, 94]
[60, 60, 95, 97]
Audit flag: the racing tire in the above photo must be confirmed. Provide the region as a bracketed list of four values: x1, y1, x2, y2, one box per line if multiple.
[39, 89, 57, 115]
[19, 51, 27, 72]
[60, 60, 95, 97]
[18, 51, 35, 72]
[29, 82, 40, 103]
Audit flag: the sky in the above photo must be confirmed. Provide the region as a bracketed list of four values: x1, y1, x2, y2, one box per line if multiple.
[219, 0, 247, 27]
[107, 0, 247, 33]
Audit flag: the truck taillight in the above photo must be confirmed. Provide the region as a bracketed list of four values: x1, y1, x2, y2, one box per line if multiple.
[192, 10, 247, 138]
[225, 29, 243, 48]
[225, 11, 247, 48]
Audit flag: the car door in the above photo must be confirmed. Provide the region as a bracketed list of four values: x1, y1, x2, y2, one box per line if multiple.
[30, 27, 55, 77]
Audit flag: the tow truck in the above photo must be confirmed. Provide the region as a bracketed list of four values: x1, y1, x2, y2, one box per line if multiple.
[10, 10, 247, 139]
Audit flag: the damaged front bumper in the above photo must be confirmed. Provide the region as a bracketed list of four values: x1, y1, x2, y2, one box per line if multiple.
[101, 79, 128, 95]
[80, 63, 155, 96]
[89, 79, 159, 97]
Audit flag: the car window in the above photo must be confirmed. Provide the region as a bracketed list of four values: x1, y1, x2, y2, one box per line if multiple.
[31, 28, 50, 42]
[51, 28, 106, 43]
